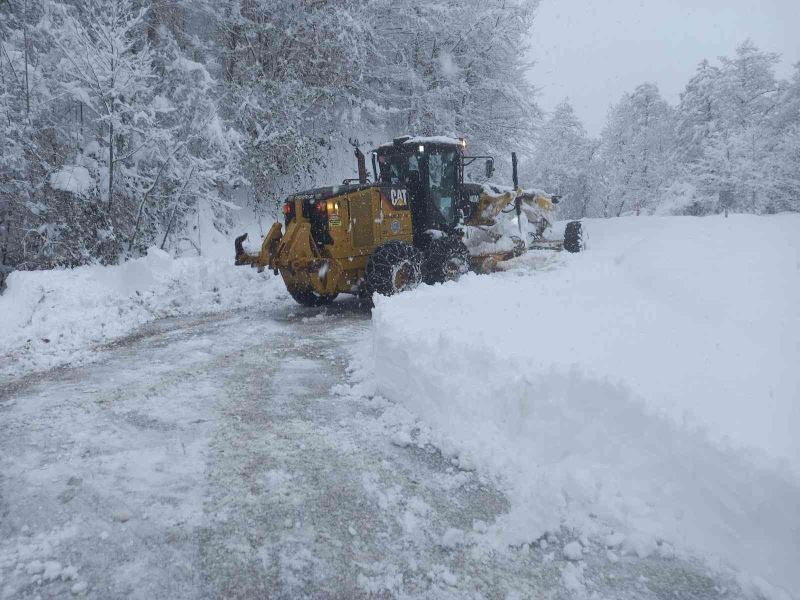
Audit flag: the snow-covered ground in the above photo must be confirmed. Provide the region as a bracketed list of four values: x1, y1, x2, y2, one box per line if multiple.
[1, 213, 798, 598]
[364, 214, 800, 598]
[0, 248, 284, 377]
[0, 290, 759, 600]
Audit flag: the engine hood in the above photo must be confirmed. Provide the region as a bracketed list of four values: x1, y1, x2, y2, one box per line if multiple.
[288, 183, 375, 203]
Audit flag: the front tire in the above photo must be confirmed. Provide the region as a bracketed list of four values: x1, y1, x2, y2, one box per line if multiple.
[287, 287, 338, 307]
[365, 241, 422, 296]
[563, 221, 585, 253]
[421, 237, 470, 285]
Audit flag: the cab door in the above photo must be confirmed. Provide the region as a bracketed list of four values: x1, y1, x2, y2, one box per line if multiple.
[425, 149, 459, 230]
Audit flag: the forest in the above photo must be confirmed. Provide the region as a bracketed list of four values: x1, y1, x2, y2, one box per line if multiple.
[1, 0, 798, 273]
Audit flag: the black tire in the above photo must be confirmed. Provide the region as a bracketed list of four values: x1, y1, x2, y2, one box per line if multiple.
[365, 240, 422, 296]
[287, 287, 338, 307]
[421, 237, 470, 285]
[563, 221, 584, 253]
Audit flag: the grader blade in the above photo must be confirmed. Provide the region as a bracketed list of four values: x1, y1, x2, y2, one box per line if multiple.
[234, 233, 257, 266]
[233, 222, 284, 272]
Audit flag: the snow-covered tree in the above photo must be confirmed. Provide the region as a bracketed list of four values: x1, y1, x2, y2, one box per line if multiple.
[129, 15, 244, 254]
[367, 0, 540, 162]
[770, 63, 800, 211]
[211, 0, 542, 217]
[529, 100, 597, 218]
[697, 41, 782, 212]
[595, 83, 677, 216]
[0, 0, 71, 269]
[49, 0, 156, 208]
[676, 59, 724, 165]
[212, 0, 368, 215]
[674, 41, 791, 213]
[4, 3, 798, 279]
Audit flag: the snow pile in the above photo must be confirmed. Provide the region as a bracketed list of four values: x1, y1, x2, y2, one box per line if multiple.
[370, 214, 800, 597]
[49, 165, 93, 196]
[0, 247, 283, 376]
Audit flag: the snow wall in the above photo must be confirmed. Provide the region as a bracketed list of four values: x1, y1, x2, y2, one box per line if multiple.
[372, 214, 800, 596]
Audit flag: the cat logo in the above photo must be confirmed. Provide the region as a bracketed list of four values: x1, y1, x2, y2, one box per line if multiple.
[390, 188, 408, 207]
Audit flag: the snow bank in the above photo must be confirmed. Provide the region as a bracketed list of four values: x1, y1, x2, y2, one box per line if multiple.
[370, 214, 800, 596]
[0, 248, 283, 376]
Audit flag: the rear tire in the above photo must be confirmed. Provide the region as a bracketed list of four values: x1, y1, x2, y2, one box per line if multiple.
[287, 287, 337, 307]
[421, 237, 470, 285]
[366, 241, 422, 296]
[563, 221, 584, 253]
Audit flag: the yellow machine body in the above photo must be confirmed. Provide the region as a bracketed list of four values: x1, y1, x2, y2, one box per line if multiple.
[235, 137, 583, 304]
[237, 186, 413, 298]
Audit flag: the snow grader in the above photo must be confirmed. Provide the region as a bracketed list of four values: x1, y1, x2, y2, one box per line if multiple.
[235, 136, 584, 306]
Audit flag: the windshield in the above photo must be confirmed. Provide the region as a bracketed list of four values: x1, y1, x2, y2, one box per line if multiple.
[378, 152, 420, 186]
[428, 150, 458, 225]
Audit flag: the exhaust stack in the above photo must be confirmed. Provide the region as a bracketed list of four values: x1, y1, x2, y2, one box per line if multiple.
[512, 152, 519, 189]
[355, 147, 367, 184]
[512, 152, 522, 232]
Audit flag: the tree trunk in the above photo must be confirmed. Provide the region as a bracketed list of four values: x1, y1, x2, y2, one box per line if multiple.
[22, 0, 30, 117]
[160, 166, 195, 250]
[108, 122, 114, 207]
[129, 159, 170, 251]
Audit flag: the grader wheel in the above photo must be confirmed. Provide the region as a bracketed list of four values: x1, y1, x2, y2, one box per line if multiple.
[365, 240, 422, 296]
[421, 238, 470, 285]
[564, 221, 585, 253]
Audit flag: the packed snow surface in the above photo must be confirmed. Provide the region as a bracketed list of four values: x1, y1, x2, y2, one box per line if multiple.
[0, 247, 283, 376]
[370, 214, 800, 597]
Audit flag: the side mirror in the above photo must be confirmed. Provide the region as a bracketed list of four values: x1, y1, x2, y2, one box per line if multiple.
[485, 158, 495, 179]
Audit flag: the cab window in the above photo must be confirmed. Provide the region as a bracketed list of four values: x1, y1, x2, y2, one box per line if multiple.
[428, 150, 458, 224]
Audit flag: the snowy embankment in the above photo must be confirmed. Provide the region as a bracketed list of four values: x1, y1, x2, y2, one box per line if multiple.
[0, 248, 282, 377]
[368, 214, 800, 598]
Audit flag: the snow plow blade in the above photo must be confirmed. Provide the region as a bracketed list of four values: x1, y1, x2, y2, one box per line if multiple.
[233, 222, 283, 272]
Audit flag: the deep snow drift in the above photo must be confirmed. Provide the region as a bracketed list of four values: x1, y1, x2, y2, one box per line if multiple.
[0, 248, 283, 377]
[369, 214, 800, 598]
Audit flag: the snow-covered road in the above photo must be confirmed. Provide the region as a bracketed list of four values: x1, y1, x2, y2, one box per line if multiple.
[1, 300, 750, 599]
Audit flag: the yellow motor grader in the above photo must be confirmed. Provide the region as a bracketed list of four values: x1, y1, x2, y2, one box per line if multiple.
[235, 136, 583, 306]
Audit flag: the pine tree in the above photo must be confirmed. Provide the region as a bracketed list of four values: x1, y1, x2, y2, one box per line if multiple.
[596, 83, 676, 216]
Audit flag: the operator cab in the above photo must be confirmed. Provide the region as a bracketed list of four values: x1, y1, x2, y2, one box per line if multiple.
[372, 136, 490, 245]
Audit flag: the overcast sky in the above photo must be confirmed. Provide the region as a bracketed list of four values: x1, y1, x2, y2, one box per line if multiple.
[528, 0, 799, 135]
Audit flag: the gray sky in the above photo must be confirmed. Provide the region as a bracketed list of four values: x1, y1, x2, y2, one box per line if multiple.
[528, 0, 799, 135]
